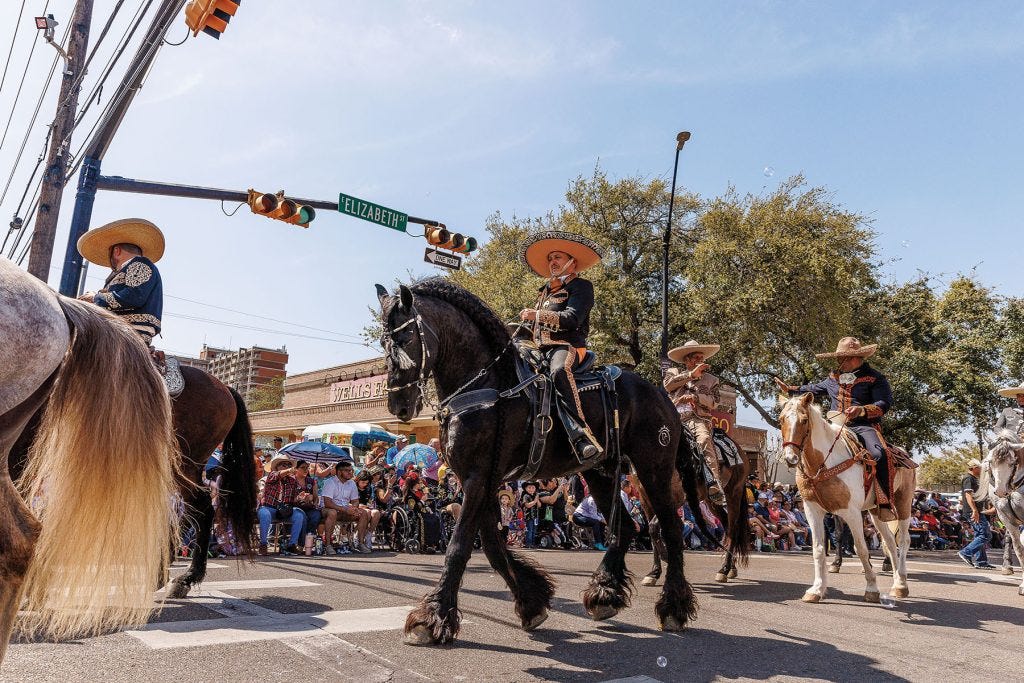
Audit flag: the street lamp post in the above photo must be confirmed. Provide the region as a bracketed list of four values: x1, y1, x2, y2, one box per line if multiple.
[661, 131, 691, 366]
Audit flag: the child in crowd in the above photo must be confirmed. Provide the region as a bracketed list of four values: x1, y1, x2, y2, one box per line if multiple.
[498, 491, 515, 545]
[520, 481, 541, 547]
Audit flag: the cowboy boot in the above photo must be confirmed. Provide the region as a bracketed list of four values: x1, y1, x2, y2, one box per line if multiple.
[555, 399, 603, 462]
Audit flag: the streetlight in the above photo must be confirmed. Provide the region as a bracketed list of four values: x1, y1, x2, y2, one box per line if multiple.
[661, 131, 691, 367]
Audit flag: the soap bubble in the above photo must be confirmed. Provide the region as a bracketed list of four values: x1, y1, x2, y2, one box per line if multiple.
[763, 166, 775, 177]
[880, 594, 895, 609]
[900, 240, 910, 248]
[657, 656, 668, 668]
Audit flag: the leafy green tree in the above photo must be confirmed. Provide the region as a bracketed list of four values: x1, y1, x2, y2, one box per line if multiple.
[918, 443, 977, 491]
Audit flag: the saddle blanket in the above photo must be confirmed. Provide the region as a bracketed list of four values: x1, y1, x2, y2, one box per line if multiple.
[712, 428, 744, 468]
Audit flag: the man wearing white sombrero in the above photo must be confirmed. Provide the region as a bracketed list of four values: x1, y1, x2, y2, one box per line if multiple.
[518, 230, 604, 462]
[665, 340, 725, 504]
[775, 337, 895, 503]
[994, 384, 1024, 436]
[77, 218, 165, 344]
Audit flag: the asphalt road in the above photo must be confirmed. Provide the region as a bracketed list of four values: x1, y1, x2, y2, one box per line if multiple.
[2, 547, 1021, 682]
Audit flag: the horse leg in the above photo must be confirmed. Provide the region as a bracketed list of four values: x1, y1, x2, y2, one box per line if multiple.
[168, 484, 214, 599]
[1010, 525, 1024, 596]
[641, 517, 664, 587]
[872, 514, 905, 598]
[716, 550, 734, 583]
[405, 477, 486, 646]
[802, 503, 829, 602]
[0, 377, 54, 662]
[840, 510, 879, 602]
[478, 502, 554, 631]
[891, 518, 911, 598]
[581, 472, 637, 621]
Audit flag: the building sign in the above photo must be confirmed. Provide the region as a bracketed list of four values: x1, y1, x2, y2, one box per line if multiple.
[329, 374, 387, 403]
[710, 408, 734, 433]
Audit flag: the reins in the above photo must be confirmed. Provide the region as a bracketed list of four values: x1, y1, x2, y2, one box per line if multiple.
[787, 413, 867, 510]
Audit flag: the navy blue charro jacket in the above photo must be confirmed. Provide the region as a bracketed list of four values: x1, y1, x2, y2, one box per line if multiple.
[93, 255, 163, 342]
[795, 362, 893, 428]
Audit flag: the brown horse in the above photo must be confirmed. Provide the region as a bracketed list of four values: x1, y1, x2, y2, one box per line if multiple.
[634, 442, 750, 586]
[1, 258, 178, 664]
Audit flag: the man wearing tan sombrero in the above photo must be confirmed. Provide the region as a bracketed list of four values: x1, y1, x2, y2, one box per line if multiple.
[665, 340, 725, 504]
[77, 218, 165, 344]
[519, 230, 603, 462]
[994, 384, 1024, 436]
[775, 337, 894, 499]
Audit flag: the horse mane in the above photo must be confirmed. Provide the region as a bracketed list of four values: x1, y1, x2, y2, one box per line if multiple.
[410, 277, 511, 355]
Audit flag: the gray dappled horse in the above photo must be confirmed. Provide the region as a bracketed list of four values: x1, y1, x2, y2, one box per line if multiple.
[982, 430, 1024, 595]
[0, 257, 178, 664]
[378, 279, 710, 646]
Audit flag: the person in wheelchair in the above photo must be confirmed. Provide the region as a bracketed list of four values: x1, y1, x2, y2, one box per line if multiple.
[518, 231, 605, 463]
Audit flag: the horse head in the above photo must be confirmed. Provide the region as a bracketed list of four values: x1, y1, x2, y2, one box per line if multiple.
[779, 393, 816, 468]
[987, 429, 1024, 498]
[376, 283, 438, 422]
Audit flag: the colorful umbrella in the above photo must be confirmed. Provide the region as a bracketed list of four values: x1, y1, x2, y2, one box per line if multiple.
[280, 441, 353, 464]
[394, 443, 438, 471]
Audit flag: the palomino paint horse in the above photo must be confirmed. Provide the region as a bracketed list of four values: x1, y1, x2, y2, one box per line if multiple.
[378, 279, 709, 645]
[779, 393, 915, 603]
[0, 257, 179, 664]
[983, 430, 1024, 595]
[636, 449, 751, 586]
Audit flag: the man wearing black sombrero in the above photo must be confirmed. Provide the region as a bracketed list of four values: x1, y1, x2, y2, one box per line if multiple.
[77, 218, 165, 344]
[776, 337, 894, 499]
[519, 230, 604, 462]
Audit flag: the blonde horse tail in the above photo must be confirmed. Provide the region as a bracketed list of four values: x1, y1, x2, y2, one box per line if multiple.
[16, 298, 179, 640]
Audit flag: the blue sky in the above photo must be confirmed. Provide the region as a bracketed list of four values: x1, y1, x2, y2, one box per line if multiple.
[2, 1, 1022, 428]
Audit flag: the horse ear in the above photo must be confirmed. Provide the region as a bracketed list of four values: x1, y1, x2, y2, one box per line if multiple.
[799, 392, 814, 406]
[375, 284, 390, 307]
[399, 284, 414, 312]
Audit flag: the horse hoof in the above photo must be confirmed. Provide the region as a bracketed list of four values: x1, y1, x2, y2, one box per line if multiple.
[589, 604, 619, 621]
[714, 572, 729, 583]
[828, 564, 841, 574]
[890, 586, 909, 599]
[802, 592, 822, 603]
[1017, 586, 1024, 596]
[523, 609, 548, 631]
[728, 568, 738, 579]
[641, 575, 659, 587]
[661, 615, 685, 632]
[166, 581, 190, 599]
[1000, 567, 1014, 576]
[404, 625, 435, 646]
[864, 591, 880, 604]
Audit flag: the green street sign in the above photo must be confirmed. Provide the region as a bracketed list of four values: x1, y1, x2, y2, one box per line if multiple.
[338, 193, 408, 232]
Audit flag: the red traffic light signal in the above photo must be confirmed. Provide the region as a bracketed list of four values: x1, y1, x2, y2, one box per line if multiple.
[184, 0, 240, 39]
[247, 189, 314, 228]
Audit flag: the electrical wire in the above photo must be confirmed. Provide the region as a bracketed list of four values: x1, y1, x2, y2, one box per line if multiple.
[0, 0, 48, 153]
[0, 1, 28, 97]
[163, 312, 375, 346]
[221, 200, 245, 216]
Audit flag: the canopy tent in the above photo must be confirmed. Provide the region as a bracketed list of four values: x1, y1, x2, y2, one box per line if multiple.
[301, 422, 398, 450]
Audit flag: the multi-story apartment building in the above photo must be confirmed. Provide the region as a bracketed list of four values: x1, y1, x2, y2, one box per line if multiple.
[200, 344, 288, 405]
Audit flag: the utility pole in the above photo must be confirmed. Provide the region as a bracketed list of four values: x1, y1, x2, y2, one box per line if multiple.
[27, 0, 94, 281]
[59, 0, 187, 296]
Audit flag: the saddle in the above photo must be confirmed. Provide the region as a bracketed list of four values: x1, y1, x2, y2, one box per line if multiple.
[838, 429, 916, 518]
[149, 348, 184, 398]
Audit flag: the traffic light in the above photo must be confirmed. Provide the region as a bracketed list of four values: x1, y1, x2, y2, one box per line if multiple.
[422, 223, 478, 253]
[247, 189, 314, 228]
[184, 0, 240, 39]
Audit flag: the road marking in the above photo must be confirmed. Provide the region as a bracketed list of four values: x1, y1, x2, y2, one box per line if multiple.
[283, 632, 431, 682]
[600, 677, 663, 683]
[188, 578, 320, 591]
[126, 605, 414, 649]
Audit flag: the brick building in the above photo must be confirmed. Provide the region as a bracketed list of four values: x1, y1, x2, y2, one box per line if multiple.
[251, 355, 770, 473]
[201, 344, 288, 405]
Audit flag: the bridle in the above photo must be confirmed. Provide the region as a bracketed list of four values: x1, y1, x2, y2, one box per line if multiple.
[781, 403, 858, 505]
[382, 293, 516, 414]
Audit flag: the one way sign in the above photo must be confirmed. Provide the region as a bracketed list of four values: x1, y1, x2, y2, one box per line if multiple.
[424, 249, 462, 270]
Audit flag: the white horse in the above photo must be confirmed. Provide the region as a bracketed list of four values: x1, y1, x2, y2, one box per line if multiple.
[982, 430, 1024, 595]
[779, 394, 916, 603]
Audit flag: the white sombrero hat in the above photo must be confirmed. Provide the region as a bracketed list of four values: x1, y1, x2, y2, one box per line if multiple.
[268, 454, 294, 470]
[997, 384, 1024, 398]
[668, 339, 720, 363]
[521, 230, 603, 277]
[815, 336, 877, 360]
[77, 218, 165, 266]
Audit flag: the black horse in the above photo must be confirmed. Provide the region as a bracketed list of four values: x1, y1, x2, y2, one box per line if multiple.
[377, 279, 708, 646]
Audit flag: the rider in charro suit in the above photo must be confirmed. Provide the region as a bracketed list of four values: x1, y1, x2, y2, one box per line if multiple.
[775, 337, 895, 501]
[994, 384, 1024, 436]
[77, 218, 165, 345]
[518, 231, 604, 462]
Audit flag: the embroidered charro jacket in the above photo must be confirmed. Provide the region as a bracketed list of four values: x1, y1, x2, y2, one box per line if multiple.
[994, 407, 1024, 436]
[664, 368, 720, 420]
[93, 255, 163, 341]
[795, 362, 893, 428]
[531, 275, 593, 349]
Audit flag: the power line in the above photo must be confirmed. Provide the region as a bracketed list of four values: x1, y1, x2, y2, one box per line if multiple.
[164, 312, 374, 346]
[0, 1, 28, 98]
[0, 1, 48, 152]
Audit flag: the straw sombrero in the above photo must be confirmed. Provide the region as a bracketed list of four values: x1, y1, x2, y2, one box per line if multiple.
[997, 384, 1024, 398]
[77, 218, 165, 266]
[521, 231, 602, 277]
[668, 339, 720, 363]
[815, 337, 877, 360]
